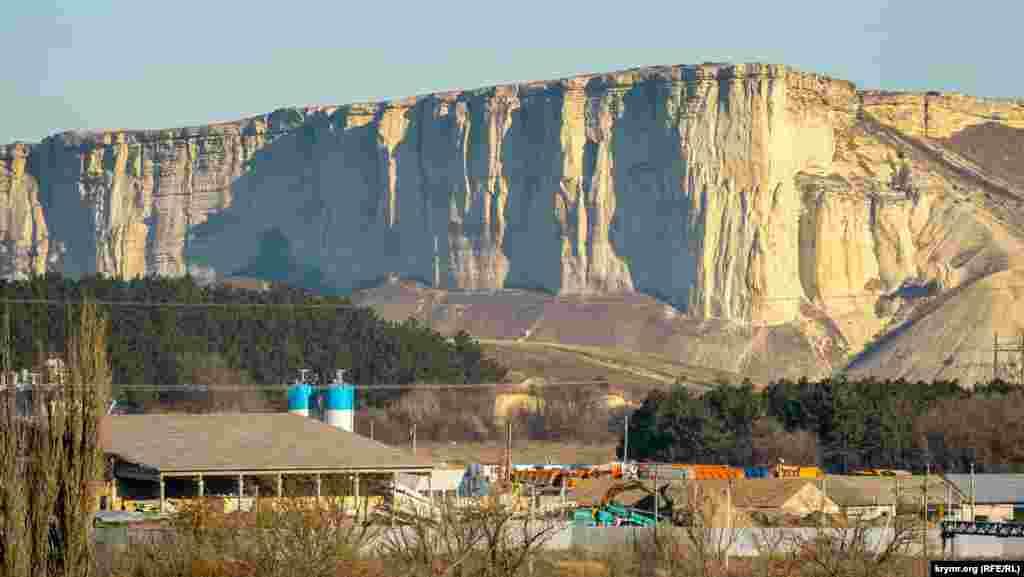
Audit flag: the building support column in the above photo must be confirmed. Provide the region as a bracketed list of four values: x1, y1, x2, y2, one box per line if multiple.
[159, 474, 165, 514]
[197, 475, 204, 498]
[277, 474, 283, 498]
[315, 473, 322, 500]
[354, 473, 360, 520]
[238, 474, 244, 512]
[392, 472, 397, 526]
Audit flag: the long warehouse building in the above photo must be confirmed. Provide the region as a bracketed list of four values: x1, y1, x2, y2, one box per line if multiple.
[99, 413, 434, 512]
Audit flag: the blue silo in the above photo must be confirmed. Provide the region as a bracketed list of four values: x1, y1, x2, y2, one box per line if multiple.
[325, 370, 354, 432]
[287, 382, 314, 418]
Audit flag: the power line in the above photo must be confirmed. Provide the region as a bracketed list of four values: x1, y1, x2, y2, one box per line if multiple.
[0, 298, 360, 309]
[0, 283, 1021, 309]
[3, 380, 621, 392]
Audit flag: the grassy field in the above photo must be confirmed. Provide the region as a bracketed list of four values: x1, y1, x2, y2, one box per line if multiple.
[480, 339, 744, 397]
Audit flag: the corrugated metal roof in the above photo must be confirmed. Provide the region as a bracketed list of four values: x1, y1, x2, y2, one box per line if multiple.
[675, 479, 823, 510]
[101, 413, 433, 474]
[945, 474, 1024, 504]
[823, 476, 960, 507]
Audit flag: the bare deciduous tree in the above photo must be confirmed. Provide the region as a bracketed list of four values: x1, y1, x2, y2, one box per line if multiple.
[661, 481, 746, 577]
[378, 497, 561, 577]
[752, 417, 820, 466]
[0, 300, 111, 577]
[116, 495, 381, 577]
[783, 512, 923, 577]
[376, 498, 487, 577]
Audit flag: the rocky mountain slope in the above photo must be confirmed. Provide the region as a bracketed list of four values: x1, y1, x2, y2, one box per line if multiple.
[2, 63, 1023, 383]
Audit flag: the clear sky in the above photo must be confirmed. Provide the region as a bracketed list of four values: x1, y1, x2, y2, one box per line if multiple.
[3, 0, 1020, 144]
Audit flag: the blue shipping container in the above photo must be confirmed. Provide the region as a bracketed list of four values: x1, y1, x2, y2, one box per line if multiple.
[744, 467, 769, 478]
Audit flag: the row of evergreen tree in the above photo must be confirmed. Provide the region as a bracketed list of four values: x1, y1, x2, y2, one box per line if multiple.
[0, 274, 507, 407]
[625, 376, 1023, 474]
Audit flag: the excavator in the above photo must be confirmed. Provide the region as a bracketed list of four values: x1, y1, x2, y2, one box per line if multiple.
[574, 480, 668, 527]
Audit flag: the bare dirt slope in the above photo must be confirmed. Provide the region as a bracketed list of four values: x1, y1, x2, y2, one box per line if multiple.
[352, 280, 840, 384]
[944, 123, 1024, 192]
[846, 267, 1024, 384]
[477, 339, 744, 393]
[421, 441, 618, 467]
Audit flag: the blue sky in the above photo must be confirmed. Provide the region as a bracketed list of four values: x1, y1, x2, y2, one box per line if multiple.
[2, 0, 1019, 144]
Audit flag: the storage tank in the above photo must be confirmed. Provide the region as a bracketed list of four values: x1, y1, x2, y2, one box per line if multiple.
[287, 382, 314, 417]
[325, 370, 354, 432]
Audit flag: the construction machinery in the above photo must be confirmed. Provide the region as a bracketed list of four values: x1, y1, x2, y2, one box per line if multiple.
[599, 480, 652, 507]
[573, 479, 668, 527]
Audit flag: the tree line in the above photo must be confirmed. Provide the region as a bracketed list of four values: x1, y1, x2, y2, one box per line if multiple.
[625, 376, 1024, 474]
[0, 274, 507, 410]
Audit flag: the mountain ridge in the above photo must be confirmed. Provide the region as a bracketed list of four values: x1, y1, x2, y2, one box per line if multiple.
[2, 61, 1022, 383]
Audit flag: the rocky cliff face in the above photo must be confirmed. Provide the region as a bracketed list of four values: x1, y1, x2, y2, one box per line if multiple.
[3, 62, 1023, 381]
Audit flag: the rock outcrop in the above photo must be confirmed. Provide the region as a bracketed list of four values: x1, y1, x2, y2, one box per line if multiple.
[3, 62, 1023, 382]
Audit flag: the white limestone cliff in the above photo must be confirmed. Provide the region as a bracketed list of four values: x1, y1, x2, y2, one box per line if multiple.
[2, 62, 1022, 379]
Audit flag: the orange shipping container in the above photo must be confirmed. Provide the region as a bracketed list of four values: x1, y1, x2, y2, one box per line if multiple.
[798, 467, 822, 478]
[691, 465, 742, 480]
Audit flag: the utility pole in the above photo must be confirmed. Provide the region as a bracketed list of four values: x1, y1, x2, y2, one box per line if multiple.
[653, 464, 659, 575]
[994, 332, 1000, 382]
[725, 478, 732, 573]
[923, 462, 930, 560]
[970, 463, 976, 522]
[505, 422, 513, 483]
[529, 483, 536, 577]
[411, 423, 417, 455]
[433, 235, 440, 288]
[1019, 332, 1024, 386]
[654, 464, 659, 536]
[623, 413, 629, 469]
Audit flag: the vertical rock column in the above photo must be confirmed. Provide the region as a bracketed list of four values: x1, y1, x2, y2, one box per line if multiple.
[0, 143, 49, 277]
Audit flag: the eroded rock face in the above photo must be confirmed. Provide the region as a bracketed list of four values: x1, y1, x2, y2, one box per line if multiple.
[0, 143, 52, 278]
[1, 63, 1022, 367]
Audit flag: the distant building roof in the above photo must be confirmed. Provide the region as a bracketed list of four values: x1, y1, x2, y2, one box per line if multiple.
[945, 474, 1024, 504]
[684, 479, 826, 510]
[397, 469, 466, 493]
[101, 413, 433, 475]
[824, 475, 961, 507]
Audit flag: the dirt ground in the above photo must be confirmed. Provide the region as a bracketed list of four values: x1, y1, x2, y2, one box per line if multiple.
[419, 440, 619, 467]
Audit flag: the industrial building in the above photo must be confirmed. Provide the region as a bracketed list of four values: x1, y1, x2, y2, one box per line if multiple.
[944, 474, 1024, 522]
[822, 475, 964, 521]
[100, 412, 434, 513]
[99, 371, 435, 513]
